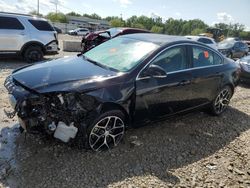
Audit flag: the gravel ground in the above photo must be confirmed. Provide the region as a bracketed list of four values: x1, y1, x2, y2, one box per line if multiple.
[0, 35, 250, 187]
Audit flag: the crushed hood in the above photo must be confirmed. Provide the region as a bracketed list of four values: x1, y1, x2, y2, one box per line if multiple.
[12, 56, 120, 93]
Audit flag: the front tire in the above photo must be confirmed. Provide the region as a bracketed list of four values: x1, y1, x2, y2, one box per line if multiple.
[87, 110, 125, 152]
[210, 86, 233, 116]
[24, 46, 44, 63]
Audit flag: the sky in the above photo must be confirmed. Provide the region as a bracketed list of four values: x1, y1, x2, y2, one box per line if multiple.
[0, 0, 250, 30]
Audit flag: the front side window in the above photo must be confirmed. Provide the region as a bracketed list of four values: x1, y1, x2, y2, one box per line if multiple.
[84, 37, 159, 72]
[28, 20, 54, 31]
[192, 46, 222, 67]
[0, 16, 24, 30]
[151, 46, 188, 73]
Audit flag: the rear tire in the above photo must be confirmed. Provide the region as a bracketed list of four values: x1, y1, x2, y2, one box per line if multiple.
[209, 86, 233, 116]
[23, 46, 44, 63]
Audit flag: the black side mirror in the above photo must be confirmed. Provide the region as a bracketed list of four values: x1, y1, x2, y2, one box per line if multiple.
[141, 64, 167, 78]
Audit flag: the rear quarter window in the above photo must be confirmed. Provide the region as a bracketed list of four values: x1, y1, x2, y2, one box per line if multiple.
[28, 20, 54, 31]
[0, 16, 24, 30]
[192, 46, 222, 67]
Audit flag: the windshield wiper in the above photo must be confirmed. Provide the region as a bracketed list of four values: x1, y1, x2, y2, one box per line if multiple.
[82, 55, 101, 66]
[82, 55, 118, 72]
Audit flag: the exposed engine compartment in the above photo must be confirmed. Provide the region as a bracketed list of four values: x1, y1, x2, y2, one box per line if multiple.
[15, 93, 98, 143]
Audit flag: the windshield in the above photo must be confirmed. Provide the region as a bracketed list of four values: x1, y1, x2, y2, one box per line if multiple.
[100, 28, 122, 38]
[84, 37, 159, 72]
[218, 40, 234, 49]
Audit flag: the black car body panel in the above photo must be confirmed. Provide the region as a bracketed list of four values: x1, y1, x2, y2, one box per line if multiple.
[11, 56, 120, 93]
[4, 34, 241, 147]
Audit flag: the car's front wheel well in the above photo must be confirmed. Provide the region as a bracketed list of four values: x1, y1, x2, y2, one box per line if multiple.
[21, 42, 45, 55]
[100, 102, 130, 126]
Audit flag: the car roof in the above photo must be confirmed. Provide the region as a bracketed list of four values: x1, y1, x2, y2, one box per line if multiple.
[122, 33, 192, 46]
[186, 35, 214, 40]
[0, 12, 47, 21]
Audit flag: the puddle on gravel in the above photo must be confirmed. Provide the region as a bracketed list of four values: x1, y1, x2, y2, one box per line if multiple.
[0, 122, 20, 186]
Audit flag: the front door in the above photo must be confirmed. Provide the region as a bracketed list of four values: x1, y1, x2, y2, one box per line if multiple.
[134, 45, 194, 123]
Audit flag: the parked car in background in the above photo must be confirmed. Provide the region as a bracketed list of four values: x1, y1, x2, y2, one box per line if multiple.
[186, 35, 218, 49]
[244, 40, 250, 51]
[4, 34, 240, 151]
[81, 27, 150, 53]
[236, 55, 250, 83]
[0, 12, 59, 62]
[53, 26, 62, 34]
[68, 28, 89, 36]
[218, 39, 249, 59]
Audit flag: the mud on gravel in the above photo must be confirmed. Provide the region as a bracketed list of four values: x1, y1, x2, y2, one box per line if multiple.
[0, 48, 250, 187]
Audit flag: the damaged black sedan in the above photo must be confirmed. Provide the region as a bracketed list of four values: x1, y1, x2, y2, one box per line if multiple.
[4, 34, 240, 151]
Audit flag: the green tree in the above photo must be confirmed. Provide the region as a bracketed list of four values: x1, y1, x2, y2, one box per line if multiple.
[239, 31, 250, 40]
[29, 11, 43, 17]
[66, 11, 81, 17]
[110, 19, 125, 27]
[214, 23, 245, 37]
[105, 16, 120, 22]
[83, 13, 102, 20]
[131, 23, 145, 29]
[191, 28, 205, 35]
[46, 12, 67, 23]
[151, 25, 164, 33]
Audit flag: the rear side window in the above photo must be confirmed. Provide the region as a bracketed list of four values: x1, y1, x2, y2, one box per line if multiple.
[192, 46, 222, 67]
[213, 53, 223, 65]
[0, 16, 24, 30]
[28, 20, 54, 31]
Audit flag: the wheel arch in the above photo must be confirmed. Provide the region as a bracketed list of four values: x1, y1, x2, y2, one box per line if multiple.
[99, 102, 130, 126]
[20, 41, 45, 55]
[221, 83, 235, 95]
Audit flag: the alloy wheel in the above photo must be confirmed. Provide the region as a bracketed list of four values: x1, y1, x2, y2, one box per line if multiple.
[89, 116, 125, 151]
[214, 88, 231, 114]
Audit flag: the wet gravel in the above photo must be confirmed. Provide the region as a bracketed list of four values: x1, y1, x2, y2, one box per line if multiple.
[0, 41, 250, 187]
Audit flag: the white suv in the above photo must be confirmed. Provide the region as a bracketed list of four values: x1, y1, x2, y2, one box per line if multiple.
[0, 12, 59, 62]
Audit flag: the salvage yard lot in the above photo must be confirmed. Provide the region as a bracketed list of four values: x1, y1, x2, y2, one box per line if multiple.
[0, 45, 250, 187]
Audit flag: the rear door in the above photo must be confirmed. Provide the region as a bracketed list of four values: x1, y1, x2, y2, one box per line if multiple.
[0, 16, 26, 52]
[189, 45, 224, 105]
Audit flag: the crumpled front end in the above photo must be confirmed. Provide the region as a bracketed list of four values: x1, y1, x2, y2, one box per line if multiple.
[4, 76, 98, 145]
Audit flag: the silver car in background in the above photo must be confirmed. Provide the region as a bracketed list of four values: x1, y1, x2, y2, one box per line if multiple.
[0, 12, 59, 62]
[186, 35, 218, 50]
